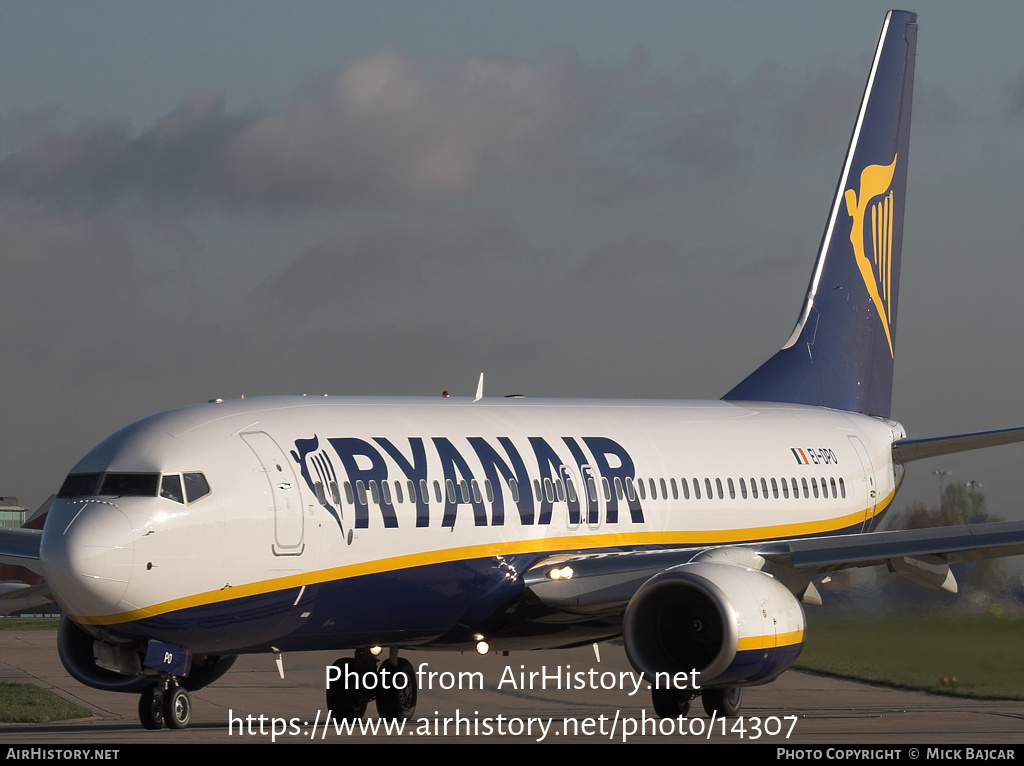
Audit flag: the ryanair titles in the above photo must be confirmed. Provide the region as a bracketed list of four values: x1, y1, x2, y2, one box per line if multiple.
[290, 435, 644, 532]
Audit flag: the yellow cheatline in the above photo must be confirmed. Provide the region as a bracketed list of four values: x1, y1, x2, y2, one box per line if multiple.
[72, 490, 894, 626]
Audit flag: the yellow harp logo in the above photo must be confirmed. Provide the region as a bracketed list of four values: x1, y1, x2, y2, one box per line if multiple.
[843, 155, 897, 357]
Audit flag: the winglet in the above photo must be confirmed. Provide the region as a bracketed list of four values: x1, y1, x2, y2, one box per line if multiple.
[724, 11, 917, 418]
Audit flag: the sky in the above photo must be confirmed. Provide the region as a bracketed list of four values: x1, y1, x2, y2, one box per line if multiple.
[2, 0, 1024, 524]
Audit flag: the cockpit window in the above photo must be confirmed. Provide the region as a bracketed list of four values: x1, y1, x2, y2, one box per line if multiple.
[183, 472, 210, 503]
[58, 473, 102, 498]
[99, 473, 160, 497]
[58, 471, 209, 503]
[59, 472, 159, 498]
[161, 474, 184, 504]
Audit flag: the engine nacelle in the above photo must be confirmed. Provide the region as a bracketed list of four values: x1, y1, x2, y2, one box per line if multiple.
[623, 562, 805, 688]
[57, 616, 236, 693]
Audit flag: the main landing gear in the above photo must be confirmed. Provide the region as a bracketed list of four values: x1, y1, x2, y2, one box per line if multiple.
[138, 679, 192, 730]
[650, 686, 743, 719]
[325, 648, 418, 721]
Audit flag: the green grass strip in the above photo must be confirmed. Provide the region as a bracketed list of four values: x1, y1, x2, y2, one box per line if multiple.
[795, 611, 1024, 699]
[0, 682, 90, 723]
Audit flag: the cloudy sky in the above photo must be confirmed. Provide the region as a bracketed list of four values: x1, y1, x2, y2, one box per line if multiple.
[3, 1, 1024, 522]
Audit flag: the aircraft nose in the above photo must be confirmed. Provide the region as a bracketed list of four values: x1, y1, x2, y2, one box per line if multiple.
[41, 499, 135, 618]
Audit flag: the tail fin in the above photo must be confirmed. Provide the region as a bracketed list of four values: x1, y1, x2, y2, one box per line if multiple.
[724, 10, 917, 418]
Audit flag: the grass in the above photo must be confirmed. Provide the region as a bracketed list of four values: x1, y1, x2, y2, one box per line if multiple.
[0, 682, 90, 723]
[0, 618, 89, 722]
[795, 611, 1024, 699]
[0, 618, 59, 631]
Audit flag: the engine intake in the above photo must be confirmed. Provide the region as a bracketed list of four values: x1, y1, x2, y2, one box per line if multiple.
[623, 562, 805, 688]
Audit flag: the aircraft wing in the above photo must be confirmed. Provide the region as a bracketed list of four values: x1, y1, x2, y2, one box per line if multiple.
[0, 526, 49, 614]
[523, 520, 1024, 614]
[0, 526, 44, 575]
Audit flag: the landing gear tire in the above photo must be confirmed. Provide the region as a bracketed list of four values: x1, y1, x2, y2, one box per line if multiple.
[701, 686, 743, 717]
[164, 685, 192, 729]
[651, 687, 691, 718]
[375, 657, 417, 720]
[326, 657, 368, 720]
[139, 687, 165, 730]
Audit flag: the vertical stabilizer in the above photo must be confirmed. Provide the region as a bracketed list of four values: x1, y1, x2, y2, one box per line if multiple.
[724, 11, 916, 418]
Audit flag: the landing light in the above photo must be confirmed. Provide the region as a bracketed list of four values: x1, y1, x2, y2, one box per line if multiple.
[475, 641, 489, 655]
[547, 566, 574, 581]
[370, 646, 382, 656]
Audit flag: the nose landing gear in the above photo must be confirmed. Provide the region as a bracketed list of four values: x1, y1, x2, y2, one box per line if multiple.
[138, 679, 192, 730]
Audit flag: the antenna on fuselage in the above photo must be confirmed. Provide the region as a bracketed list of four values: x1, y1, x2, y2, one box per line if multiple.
[474, 373, 484, 402]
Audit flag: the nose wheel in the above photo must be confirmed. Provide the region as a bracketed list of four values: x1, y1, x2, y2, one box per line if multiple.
[138, 680, 192, 730]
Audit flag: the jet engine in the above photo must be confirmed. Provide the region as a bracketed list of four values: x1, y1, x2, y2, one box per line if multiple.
[57, 616, 236, 693]
[622, 562, 805, 688]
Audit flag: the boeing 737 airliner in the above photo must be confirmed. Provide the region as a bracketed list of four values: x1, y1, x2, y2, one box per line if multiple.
[2, 10, 1024, 731]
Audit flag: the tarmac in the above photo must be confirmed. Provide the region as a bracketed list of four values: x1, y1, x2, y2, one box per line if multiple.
[1, 629, 1022, 745]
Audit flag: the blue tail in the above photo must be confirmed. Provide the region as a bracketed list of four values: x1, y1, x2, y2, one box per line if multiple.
[724, 10, 917, 419]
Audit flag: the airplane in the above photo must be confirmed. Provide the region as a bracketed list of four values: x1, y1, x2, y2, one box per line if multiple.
[2, 8, 1024, 732]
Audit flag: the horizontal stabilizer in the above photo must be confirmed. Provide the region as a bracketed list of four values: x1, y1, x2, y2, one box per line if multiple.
[891, 425, 1024, 463]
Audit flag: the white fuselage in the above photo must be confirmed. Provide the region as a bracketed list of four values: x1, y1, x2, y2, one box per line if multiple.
[40, 395, 904, 654]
